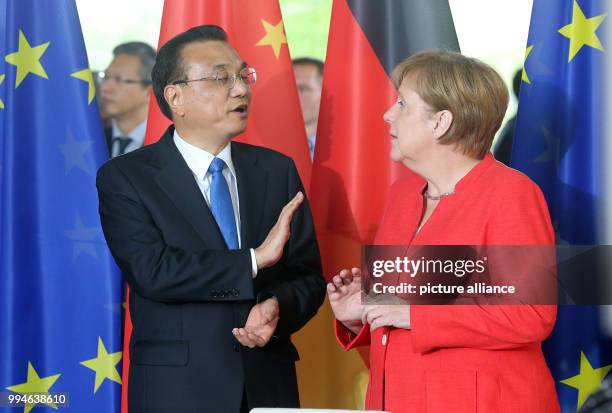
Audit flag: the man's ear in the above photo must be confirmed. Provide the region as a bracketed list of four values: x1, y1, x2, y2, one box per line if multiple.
[432, 110, 453, 139]
[144, 86, 151, 104]
[164, 84, 184, 118]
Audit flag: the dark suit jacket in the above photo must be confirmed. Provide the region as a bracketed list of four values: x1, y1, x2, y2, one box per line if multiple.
[96, 125, 325, 413]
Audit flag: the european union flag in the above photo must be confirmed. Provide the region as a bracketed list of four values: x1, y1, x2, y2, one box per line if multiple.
[0, 1, 123, 412]
[512, 0, 612, 411]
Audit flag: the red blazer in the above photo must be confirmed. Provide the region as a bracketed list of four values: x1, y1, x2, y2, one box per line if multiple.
[336, 155, 560, 413]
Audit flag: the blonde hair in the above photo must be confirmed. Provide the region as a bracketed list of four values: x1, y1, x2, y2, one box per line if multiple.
[392, 51, 509, 159]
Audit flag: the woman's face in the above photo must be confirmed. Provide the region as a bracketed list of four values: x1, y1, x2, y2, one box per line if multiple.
[383, 76, 437, 164]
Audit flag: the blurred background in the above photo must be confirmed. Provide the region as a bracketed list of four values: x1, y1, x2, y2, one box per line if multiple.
[76, 0, 534, 140]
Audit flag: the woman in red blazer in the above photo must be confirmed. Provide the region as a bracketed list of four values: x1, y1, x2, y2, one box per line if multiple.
[328, 51, 560, 413]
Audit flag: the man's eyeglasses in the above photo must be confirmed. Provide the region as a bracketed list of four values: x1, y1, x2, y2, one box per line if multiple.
[97, 71, 151, 86]
[171, 67, 257, 89]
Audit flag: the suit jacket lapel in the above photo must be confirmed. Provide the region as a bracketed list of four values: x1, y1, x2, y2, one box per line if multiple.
[232, 142, 267, 248]
[153, 127, 226, 249]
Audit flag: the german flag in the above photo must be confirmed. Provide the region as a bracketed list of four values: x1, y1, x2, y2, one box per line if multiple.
[293, 0, 459, 408]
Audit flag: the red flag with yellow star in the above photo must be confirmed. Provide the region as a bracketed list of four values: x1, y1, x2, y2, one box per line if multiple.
[121, 2, 311, 412]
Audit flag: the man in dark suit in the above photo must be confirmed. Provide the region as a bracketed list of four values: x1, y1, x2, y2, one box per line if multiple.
[96, 25, 325, 413]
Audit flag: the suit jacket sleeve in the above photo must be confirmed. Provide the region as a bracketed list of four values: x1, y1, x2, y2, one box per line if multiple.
[410, 180, 557, 352]
[96, 160, 255, 303]
[260, 159, 325, 337]
[335, 320, 371, 350]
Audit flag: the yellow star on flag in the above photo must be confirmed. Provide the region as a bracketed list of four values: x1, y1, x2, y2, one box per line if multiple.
[80, 337, 122, 393]
[4, 30, 50, 88]
[6, 362, 61, 413]
[522, 45, 534, 84]
[255, 19, 287, 59]
[558, 0, 607, 62]
[71, 69, 96, 104]
[0, 74, 5, 109]
[561, 351, 612, 409]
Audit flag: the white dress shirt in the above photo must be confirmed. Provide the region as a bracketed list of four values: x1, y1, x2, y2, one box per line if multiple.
[173, 130, 258, 277]
[111, 119, 147, 157]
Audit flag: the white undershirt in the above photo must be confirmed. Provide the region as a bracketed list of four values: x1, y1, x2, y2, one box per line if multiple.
[173, 130, 258, 277]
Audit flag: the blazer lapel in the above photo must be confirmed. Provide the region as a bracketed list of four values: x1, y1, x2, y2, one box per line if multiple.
[232, 142, 267, 248]
[153, 128, 226, 249]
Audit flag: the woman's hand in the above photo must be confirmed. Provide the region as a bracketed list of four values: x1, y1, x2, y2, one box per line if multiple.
[327, 268, 364, 333]
[362, 303, 411, 332]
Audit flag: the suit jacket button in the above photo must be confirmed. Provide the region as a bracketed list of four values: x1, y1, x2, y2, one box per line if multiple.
[211, 291, 218, 298]
[233, 289, 239, 297]
[219, 291, 226, 298]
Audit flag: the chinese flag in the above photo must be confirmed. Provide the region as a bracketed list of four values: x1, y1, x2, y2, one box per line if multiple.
[121, 1, 310, 412]
[294, 0, 460, 408]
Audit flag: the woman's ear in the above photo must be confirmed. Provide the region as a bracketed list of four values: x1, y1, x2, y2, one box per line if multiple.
[432, 110, 453, 139]
[164, 85, 184, 118]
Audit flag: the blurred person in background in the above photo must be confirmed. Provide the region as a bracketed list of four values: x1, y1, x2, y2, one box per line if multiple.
[99, 41, 156, 157]
[92, 69, 111, 128]
[292, 57, 323, 160]
[493, 68, 522, 166]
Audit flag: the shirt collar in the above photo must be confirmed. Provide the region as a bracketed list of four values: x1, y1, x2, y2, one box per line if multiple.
[172, 130, 236, 181]
[111, 119, 147, 147]
[415, 152, 496, 195]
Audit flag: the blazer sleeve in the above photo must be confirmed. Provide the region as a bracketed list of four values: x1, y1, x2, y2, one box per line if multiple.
[335, 320, 371, 350]
[260, 159, 326, 337]
[96, 161, 255, 303]
[410, 179, 557, 352]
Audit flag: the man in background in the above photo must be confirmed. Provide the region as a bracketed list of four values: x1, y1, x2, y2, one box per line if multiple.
[99, 41, 156, 157]
[292, 57, 323, 160]
[493, 68, 522, 166]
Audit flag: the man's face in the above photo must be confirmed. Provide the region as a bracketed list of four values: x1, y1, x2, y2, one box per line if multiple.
[293, 64, 322, 126]
[100, 54, 150, 121]
[175, 41, 252, 141]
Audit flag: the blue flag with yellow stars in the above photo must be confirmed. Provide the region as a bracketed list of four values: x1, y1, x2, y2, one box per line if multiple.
[512, 0, 612, 411]
[0, 1, 123, 412]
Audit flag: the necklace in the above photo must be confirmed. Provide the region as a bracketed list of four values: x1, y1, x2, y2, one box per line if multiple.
[424, 188, 455, 200]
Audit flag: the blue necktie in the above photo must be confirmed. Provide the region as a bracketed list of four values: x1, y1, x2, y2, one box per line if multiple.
[208, 157, 239, 249]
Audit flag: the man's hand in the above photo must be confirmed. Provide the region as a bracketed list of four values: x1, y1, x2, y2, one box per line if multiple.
[327, 268, 364, 334]
[232, 297, 279, 348]
[255, 192, 304, 269]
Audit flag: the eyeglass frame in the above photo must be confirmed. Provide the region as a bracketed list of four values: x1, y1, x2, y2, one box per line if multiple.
[170, 67, 257, 89]
[97, 71, 151, 86]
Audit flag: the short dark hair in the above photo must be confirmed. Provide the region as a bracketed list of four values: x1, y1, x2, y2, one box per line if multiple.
[292, 57, 324, 78]
[112, 41, 156, 85]
[152, 25, 228, 120]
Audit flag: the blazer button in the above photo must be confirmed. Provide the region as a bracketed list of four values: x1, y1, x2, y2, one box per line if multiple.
[382, 333, 388, 346]
[219, 291, 226, 298]
[232, 289, 239, 297]
[211, 291, 218, 298]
